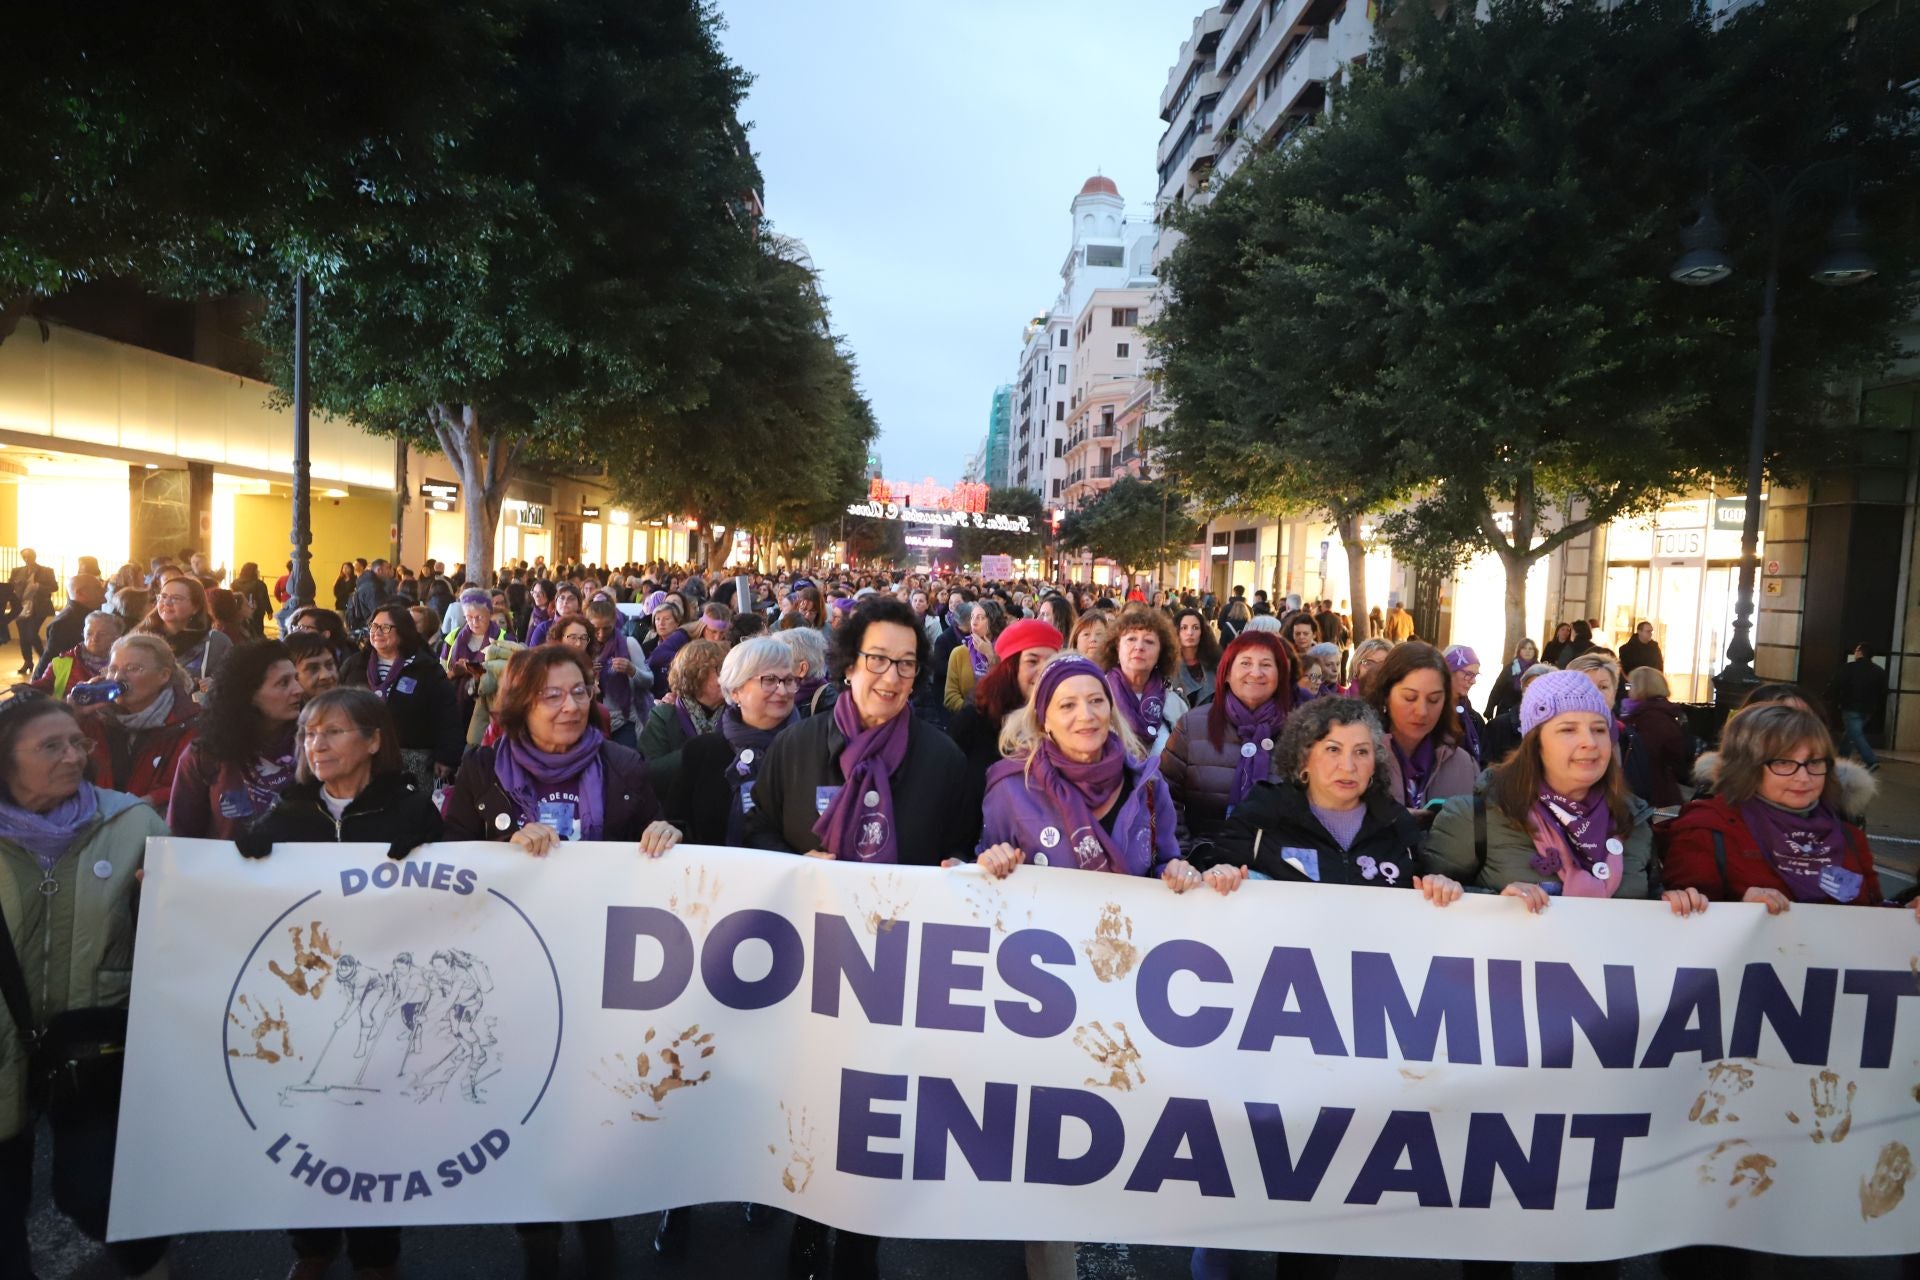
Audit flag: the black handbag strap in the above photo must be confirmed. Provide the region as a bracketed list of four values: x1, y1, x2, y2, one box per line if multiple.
[0, 898, 39, 1048]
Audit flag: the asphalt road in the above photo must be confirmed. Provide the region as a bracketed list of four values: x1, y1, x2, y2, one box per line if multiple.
[26, 1174, 1919, 1280]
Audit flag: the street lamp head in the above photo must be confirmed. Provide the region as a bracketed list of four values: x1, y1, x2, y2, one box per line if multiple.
[1670, 201, 1733, 286]
[1810, 205, 1876, 287]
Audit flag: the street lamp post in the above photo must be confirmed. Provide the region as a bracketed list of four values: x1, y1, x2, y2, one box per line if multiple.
[288, 275, 316, 610]
[1669, 164, 1874, 708]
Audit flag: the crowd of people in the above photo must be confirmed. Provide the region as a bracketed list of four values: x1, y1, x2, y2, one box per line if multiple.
[0, 549, 1913, 1280]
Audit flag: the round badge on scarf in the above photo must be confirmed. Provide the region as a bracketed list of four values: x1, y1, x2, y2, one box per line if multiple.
[1240, 742, 1257, 759]
[1034, 853, 1050, 867]
[1605, 837, 1624, 856]
[741, 749, 755, 765]
[863, 790, 880, 808]
[1593, 862, 1613, 881]
[1040, 826, 1060, 848]
[1260, 738, 1274, 752]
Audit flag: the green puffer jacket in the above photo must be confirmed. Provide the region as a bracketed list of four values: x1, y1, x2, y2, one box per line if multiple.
[1423, 774, 1657, 900]
[0, 794, 164, 1141]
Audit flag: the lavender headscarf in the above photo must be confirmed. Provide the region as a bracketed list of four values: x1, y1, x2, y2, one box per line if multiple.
[812, 688, 910, 862]
[989, 656, 1140, 875]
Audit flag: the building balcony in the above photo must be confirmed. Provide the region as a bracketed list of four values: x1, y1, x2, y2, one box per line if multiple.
[1270, 35, 1333, 123]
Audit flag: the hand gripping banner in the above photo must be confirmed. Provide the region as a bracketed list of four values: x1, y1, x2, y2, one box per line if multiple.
[111, 839, 1920, 1258]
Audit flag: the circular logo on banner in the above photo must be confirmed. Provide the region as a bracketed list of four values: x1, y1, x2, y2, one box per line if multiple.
[221, 858, 562, 1206]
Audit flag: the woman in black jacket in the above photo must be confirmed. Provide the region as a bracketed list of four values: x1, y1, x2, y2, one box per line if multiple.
[234, 687, 440, 1279]
[1195, 696, 1465, 896]
[437, 645, 679, 1276]
[743, 595, 966, 1280]
[671, 636, 800, 847]
[345, 603, 464, 789]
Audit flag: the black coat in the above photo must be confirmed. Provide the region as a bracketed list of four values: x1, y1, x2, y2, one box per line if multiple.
[343, 649, 464, 769]
[1618, 636, 1664, 675]
[1482, 659, 1529, 719]
[745, 708, 968, 863]
[442, 740, 662, 842]
[236, 771, 444, 860]
[945, 703, 1003, 854]
[1194, 779, 1428, 888]
[30, 603, 91, 679]
[669, 730, 737, 847]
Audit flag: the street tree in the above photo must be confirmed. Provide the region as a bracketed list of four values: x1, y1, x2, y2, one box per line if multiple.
[1057, 476, 1201, 585]
[605, 239, 878, 572]
[0, 2, 507, 345]
[259, 0, 760, 582]
[1153, 0, 1920, 655]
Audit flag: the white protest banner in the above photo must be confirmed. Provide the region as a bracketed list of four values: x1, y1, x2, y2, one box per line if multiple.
[980, 554, 1014, 581]
[112, 839, 1920, 1258]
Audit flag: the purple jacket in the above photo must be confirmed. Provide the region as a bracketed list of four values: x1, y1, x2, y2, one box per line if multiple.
[977, 754, 1181, 876]
[648, 628, 689, 698]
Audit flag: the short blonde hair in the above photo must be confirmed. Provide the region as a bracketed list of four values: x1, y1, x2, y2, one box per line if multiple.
[109, 632, 192, 702]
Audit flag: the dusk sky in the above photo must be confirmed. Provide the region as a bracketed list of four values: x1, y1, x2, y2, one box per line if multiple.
[712, 0, 1200, 484]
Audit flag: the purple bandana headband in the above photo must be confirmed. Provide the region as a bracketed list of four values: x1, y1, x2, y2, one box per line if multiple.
[1444, 645, 1479, 672]
[1033, 655, 1107, 722]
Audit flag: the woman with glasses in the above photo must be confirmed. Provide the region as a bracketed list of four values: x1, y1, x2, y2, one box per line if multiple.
[136, 571, 231, 687]
[526, 582, 579, 649]
[165, 640, 304, 840]
[668, 636, 800, 846]
[75, 633, 201, 811]
[288, 605, 355, 667]
[0, 687, 171, 1280]
[444, 587, 504, 729]
[442, 645, 678, 1275]
[644, 596, 690, 698]
[746, 597, 965, 1280]
[1664, 704, 1908, 918]
[349, 604, 462, 790]
[235, 688, 440, 1280]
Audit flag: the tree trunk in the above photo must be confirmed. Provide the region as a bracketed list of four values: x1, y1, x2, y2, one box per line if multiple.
[430, 403, 520, 587]
[1336, 509, 1369, 648]
[706, 523, 738, 573]
[1499, 548, 1530, 668]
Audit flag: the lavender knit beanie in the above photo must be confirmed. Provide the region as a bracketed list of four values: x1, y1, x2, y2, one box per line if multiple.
[1520, 669, 1613, 737]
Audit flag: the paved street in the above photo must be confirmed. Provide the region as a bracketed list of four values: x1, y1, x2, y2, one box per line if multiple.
[24, 1191, 1920, 1279]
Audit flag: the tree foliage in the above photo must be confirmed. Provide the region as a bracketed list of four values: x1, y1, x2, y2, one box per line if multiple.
[604, 239, 878, 571]
[1058, 476, 1200, 580]
[1153, 0, 1920, 653]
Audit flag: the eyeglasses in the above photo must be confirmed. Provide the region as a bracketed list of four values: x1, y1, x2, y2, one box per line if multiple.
[754, 674, 801, 693]
[27, 733, 93, 762]
[368, 623, 398, 635]
[1763, 757, 1832, 778]
[301, 726, 362, 746]
[158, 592, 195, 606]
[859, 652, 919, 679]
[536, 685, 593, 708]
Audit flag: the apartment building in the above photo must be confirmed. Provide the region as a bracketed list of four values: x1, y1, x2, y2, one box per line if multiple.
[1061, 289, 1153, 508]
[1007, 176, 1157, 509]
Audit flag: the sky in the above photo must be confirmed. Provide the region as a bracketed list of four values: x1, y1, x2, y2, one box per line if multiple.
[712, 0, 1202, 485]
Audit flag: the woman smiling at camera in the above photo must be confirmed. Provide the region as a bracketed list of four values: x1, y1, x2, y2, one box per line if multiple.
[1423, 670, 1709, 919]
[1663, 704, 1914, 922]
[973, 652, 1188, 886]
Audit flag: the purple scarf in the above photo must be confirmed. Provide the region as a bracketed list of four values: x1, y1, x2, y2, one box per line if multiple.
[366, 649, 410, 698]
[0, 782, 135, 871]
[1223, 691, 1283, 810]
[721, 705, 795, 845]
[1390, 736, 1436, 808]
[1106, 668, 1166, 744]
[243, 723, 300, 815]
[1738, 799, 1850, 902]
[1456, 703, 1481, 760]
[989, 736, 1137, 875]
[964, 635, 991, 678]
[494, 727, 608, 840]
[812, 691, 910, 862]
[525, 605, 552, 643]
[1529, 787, 1622, 898]
[445, 624, 501, 666]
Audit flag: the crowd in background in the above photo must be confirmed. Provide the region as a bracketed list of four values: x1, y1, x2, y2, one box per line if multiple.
[0, 547, 1913, 1280]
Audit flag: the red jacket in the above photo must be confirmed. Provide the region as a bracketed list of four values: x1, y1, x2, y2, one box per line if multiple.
[78, 699, 201, 813]
[1662, 794, 1881, 906]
